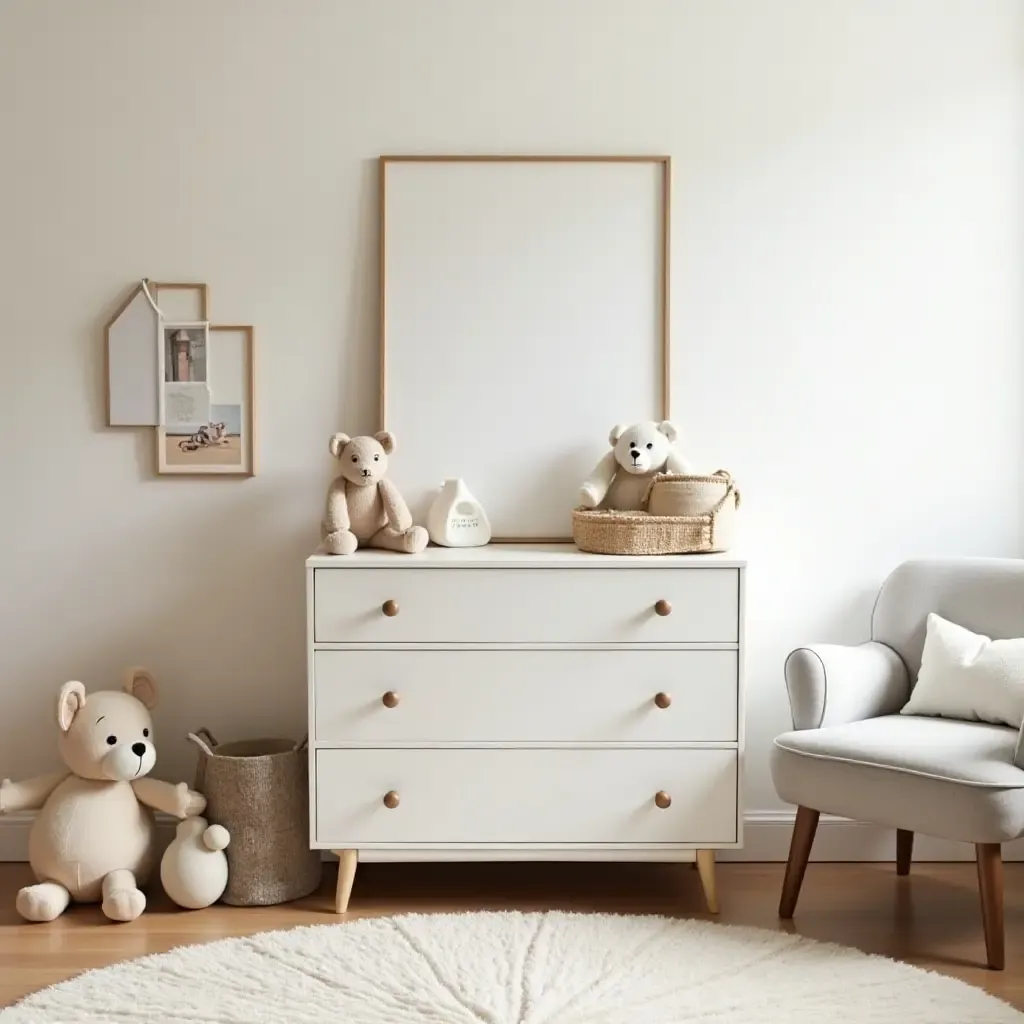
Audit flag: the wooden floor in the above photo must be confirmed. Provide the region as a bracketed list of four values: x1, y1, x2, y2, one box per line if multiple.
[2, 859, 1023, 1009]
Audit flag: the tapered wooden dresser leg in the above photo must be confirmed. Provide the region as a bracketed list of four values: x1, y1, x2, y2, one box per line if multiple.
[976, 843, 1005, 970]
[779, 806, 819, 918]
[333, 849, 358, 914]
[896, 829, 913, 876]
[695, 849, 719, 914]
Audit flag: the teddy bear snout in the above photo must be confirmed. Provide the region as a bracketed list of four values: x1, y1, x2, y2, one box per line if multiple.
[131, 742, 146, 756]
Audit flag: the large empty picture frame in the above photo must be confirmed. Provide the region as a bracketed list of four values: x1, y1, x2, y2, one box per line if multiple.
[380, 155, 672, 541]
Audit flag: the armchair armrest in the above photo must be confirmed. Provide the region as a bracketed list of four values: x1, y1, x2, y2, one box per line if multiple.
[784, 641, 910, 730]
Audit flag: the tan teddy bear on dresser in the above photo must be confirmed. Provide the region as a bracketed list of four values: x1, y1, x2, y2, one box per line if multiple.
[320, 431, 428, 555]
[0, 669, 206, 922]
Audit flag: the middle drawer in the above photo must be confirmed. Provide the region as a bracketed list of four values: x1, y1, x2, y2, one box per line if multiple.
[313, 649, 738, 744]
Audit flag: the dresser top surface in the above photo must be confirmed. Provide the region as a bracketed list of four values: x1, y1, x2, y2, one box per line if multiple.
[306, 543, 746, 569]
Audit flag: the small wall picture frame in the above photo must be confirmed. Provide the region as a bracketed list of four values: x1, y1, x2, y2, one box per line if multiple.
[105, 280, 256, 477]
[157, 324, 255, 476]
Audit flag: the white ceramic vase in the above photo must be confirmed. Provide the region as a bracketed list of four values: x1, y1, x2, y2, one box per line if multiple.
[426, 478, 491, 547]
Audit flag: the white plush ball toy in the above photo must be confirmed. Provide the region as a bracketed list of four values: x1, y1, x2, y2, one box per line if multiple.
[160, 815, 230, 910]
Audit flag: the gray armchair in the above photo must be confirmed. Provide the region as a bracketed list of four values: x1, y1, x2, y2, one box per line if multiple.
[770, 557, 1024, 970]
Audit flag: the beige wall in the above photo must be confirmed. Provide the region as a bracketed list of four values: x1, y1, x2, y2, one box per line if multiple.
[1, 0, 1022, 827]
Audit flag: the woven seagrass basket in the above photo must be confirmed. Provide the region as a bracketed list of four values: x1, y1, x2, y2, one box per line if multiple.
[572, 470, 740, 556]
[188, 729, 322, 906]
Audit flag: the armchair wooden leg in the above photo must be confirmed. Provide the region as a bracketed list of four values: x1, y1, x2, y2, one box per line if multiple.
[779, 806, 819, 919]
[896, 829, 913, 876]
[976, 843, 1005, 970]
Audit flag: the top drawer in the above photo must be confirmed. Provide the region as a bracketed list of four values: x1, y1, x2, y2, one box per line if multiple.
[312, 567, 738, 644]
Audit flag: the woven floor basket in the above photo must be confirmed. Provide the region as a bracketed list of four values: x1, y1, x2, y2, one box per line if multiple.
[572, 470, 740, 556]
[189, 729, 322, 906]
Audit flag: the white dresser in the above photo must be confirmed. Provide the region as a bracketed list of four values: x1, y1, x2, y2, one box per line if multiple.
[305, 543, 745, 914]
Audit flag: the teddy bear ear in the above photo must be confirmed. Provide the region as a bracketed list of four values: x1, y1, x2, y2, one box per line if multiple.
[374, 430, 396, 454]
[329, 433, 351, 459]
[56, 680, 86, 733]
[608, 424, 627, 446]
[657, 420, 678, 443]
[124, 667, 158, 710]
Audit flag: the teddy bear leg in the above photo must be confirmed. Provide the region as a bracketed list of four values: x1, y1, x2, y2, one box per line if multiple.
[16, 881, 70, 922]
[101, 869, 146, 923]
[369, 525, 428, 554]
[323, 528, 359, 555]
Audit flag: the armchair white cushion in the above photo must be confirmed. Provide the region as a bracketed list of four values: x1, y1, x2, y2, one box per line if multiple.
[900, 612, 1024, 728]
[770, 557, 1024, 970]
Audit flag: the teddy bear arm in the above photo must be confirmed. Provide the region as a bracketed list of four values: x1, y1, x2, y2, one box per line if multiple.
[579, 451, 619, 507]
[378, 478, 412, 532]
[0, 771, 69, 813]
[324, 479, 351, 532]
[131, 778, 206, 819]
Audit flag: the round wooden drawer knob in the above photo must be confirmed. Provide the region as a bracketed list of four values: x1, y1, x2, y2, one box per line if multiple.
[654, 599, 672, 616]
[382, 600, 400, 617]
[381, 691, 400, 709]
[654, 692, 672, 709]
[655, 791, 672, 809]
[383, 790, 400, 809]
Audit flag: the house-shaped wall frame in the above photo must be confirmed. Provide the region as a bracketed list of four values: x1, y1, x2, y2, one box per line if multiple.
[104, 280, 256, 476]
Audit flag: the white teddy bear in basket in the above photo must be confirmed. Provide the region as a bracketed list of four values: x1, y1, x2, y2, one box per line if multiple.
[579, 420, 693, 512]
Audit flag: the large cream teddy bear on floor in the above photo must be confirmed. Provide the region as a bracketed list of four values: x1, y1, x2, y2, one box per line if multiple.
[579, 420, 694, 511]
[321, 431, 428, 555]
[0, 669, 206, 922]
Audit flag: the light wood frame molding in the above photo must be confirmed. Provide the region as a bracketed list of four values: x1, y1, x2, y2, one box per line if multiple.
[377, 154, 673, 543]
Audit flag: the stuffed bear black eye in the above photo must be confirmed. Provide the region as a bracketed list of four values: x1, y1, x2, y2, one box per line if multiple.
[143, 728, 149, 737]
[646, 442, 654, 449]
[106, 735, 117, 746]
[351, 455, 358, 462]
[373, 454, 379, 461]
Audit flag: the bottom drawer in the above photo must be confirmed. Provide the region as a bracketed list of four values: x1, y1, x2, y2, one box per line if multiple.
[315, 747, 737, 846]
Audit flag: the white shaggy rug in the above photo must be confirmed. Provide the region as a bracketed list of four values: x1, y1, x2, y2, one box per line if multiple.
[2, 910, 1021, 1023]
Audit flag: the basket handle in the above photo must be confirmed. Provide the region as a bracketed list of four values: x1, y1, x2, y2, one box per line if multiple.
[293, 734, 309, 753]
[187, 729, 219, 757]
[711, 469, 741, 509]
[707, 478, 740, 517]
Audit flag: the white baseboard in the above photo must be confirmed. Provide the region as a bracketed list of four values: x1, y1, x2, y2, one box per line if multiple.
[4, 810, 1024, 864]
[717, 811, 1024, 862]
[0, 813, 183, 863]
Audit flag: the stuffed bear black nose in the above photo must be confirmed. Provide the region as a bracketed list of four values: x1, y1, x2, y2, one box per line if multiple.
[132, 742, 146, 756]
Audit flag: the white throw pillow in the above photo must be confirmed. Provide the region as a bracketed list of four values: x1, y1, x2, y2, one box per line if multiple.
[900, 612, 1024, 728]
